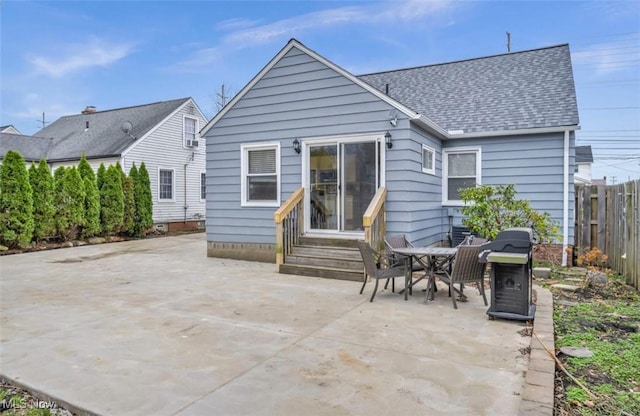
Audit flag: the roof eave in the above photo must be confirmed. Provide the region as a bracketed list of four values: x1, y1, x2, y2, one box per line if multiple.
[443, 124, 580, 139]
[47, 154, 122, 164]
[411, 115, 449, 139]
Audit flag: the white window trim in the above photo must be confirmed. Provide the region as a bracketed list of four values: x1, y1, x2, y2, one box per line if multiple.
[158, 168, 175, 202]
[200, 170, 206, 201]
[422, 144, 436, 175]
[442, 147, 481, 206]
[240, 142, 281, 207]
[183, 115, 199, 148]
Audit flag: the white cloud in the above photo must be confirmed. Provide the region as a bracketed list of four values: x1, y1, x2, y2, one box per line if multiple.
[28, 38, 134, 78]
[223, 6, 367, 48]
[172, 0, 455, 71]
[215, 18, 261, 32]
[381, 0, 455, 21]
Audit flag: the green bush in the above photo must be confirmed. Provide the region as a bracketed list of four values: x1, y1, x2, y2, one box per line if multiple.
[0, 150, 34, 248]
[460, 184, 558, 242]
[122, 176, 136, 236]
[135, 162, 153, 234]
[29, 159, 56, 241]
[82, 177, 101, 238]
[100, 165, 124, 234]
[96, 163, 106, 191]
[115, 161, 126, 184]
[55, 167, 85, 241]
[78, 153, 96, 182]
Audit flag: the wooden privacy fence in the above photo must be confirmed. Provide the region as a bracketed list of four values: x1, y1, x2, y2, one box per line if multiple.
[575, 179, 640, 289]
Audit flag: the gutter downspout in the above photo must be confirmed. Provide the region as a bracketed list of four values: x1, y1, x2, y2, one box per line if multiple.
[184, 163, 188, 223]
[184, 152, 194, 223]
[562, 130, 570, 266]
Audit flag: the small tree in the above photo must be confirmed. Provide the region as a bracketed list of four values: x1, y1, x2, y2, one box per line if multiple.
[136, 162, 153, 233]
[121, 176, 136, 236]
[29, 159, 56, 241]
[78, 153, 96, 183]
[96, 163, 106, 191]
[100, 165, 124, 234]
[53, 166, 66, 240]
[56, 167, 85, 241]
[115, 161, 126, 183]
[460, 184, 558, 243]
[0, 150, 34, 247]
[82, 177, 101, 238]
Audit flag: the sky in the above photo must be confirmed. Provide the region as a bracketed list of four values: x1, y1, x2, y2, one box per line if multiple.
[1, 0, 639, 183]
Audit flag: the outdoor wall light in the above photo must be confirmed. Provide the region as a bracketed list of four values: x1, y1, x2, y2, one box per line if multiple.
[293, 138, 301, 154]
[385, 131, 392, 149]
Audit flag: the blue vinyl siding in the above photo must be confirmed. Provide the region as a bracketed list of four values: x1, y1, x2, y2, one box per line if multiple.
[205, 47, 408, 244]
[444, 132, 575, 243]
[205, 46, 575, 247]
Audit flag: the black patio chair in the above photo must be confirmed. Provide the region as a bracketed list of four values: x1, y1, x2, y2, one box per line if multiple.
[357, 240, 407, 302]
[384, 234, 428, 293]
[437, 244, 488, 309]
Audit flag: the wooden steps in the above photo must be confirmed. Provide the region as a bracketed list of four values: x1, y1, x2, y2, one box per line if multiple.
[279, 237, 364, 281]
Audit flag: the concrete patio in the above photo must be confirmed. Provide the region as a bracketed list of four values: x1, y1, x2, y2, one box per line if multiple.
[1, 233, 531, 415]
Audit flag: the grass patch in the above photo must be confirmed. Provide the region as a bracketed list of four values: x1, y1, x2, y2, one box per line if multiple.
[551, 271, 640, 415]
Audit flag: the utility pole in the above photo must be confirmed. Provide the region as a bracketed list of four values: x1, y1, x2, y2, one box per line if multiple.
[216, 84, 229, 112]
[611, 176, 617, 185]
[506, 32, 511, 53]
[37, 112, 49, 130]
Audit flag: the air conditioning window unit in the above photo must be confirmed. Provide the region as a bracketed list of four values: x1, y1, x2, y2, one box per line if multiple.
[192, 140, 199, 148]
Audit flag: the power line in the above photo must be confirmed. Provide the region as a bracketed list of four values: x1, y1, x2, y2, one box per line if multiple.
[581, 106, 640, 110]
[581, 79, 640, 85]
[574, 46, 640, 54]
[580, 129, 639, 132]
[570, 31, 639, 40]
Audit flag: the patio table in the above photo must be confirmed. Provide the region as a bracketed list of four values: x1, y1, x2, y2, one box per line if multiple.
[392, 246, 458, 302]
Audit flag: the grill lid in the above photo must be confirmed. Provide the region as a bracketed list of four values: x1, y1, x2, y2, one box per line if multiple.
[481, 227, 534, 255]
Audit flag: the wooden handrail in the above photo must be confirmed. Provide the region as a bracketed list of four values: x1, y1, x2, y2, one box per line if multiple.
[363, 187, 387, 251]
[275, 187, 305, 269]
[363, 187, 387, 227]
[274, 188, 304, 223]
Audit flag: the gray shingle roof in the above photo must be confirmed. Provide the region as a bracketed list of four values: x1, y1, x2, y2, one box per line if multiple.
[0, 133, 53, 162]
[31, 98, 190, 161]
[357, 44, 579, 134]
[576, 145, 593, 163]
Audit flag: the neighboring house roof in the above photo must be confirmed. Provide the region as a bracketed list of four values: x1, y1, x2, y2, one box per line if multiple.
[201, 39, 579, 138]
[0, 133, 53, 162]
[1, 125, 22, 135]
[358, 44, 579, 134]
[32, 97, 192, 161]
[576, 145, 593, 163]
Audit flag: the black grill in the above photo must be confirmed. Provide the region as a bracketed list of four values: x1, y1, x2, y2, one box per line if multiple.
[481, 228, 536, 321]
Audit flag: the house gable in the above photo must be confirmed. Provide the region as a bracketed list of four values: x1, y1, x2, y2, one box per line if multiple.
[0, 125, 22, 135]
[200, 39, 446, 139]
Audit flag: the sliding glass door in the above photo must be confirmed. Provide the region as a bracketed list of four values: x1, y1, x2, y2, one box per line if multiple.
[308, 139, 379, 233]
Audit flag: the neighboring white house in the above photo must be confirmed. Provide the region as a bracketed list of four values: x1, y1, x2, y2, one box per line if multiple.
[575, 145, 593, 184]
[0, 125, 22, 135]
[0, 98, 208, 230]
